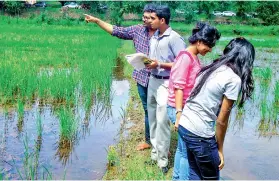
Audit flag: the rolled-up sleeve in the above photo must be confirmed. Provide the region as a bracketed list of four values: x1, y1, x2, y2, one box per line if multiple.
[112, 25, 136, 40]
[171, 54, 192, 90]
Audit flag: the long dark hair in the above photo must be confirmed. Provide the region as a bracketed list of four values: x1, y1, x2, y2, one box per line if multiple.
[189, 37, 255, 107]
[188, 22, 221, 48]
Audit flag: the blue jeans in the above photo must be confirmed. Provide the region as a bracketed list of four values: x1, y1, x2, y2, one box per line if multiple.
[178, 125, 220, 180]
[137, 83, 150, 144]
[167, 105, 189, 180]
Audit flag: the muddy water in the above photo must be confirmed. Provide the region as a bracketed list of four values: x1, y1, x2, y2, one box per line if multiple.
[191, 42, 279, 179]
[223, 122, 279, 179]
[221, 48, 279, 179]
[0, 79, 130, 179]
[222, 95, 279, 179]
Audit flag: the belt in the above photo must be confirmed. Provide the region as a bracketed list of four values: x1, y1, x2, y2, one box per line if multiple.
[151, 74, 170, 80]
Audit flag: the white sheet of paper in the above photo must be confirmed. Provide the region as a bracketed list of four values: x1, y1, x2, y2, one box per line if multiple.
[125, 53, 148, 71]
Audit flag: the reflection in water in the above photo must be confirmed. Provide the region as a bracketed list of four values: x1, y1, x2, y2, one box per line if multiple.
[223, 63, 279, 179]
[54, 105, 78, 165]
[17, 117, 24, 133]
[82, 93, 113, 138]
[32, 134, 42, 179]
[16, 99, 25, 134]
[55, 138, 75, 166]
[112, 57, 125, 81]
[92, 98, 113, 125]
[232, 107, 245, 130]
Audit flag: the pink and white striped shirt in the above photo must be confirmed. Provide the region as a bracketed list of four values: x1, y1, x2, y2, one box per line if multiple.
[168, 50, 201, 107]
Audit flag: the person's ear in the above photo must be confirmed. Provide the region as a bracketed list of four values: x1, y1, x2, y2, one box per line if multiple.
[161, 18, 165, 24]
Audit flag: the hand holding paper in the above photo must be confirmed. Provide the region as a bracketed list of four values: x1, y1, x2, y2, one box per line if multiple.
[125, 53, 152, 70]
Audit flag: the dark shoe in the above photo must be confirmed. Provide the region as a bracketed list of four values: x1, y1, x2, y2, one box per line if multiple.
[161, 166, 168, 174]
[144, 159, 156, 166]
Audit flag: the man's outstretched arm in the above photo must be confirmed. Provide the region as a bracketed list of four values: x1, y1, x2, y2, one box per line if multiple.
[84, 14, 113, 34]
[84, 14, 135, 40]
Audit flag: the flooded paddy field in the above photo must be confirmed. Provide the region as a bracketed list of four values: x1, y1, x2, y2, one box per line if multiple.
[200, 36, 279, 179]
[1, 16, 279, 179]
[0, 19, 130, 179]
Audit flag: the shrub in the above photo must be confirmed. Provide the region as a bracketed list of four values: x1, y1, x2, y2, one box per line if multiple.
[3, 1, 24, 15]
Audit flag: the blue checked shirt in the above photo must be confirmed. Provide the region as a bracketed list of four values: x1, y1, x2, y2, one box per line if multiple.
[112, 25, 151, 87]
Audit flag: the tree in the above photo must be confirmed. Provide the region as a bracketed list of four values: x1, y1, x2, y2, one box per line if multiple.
[235, 1, 257, 20]
[3, 1, 24, 15]
[109, 1, 124, 26]
[107, 1, 146, 25]
[177, 2, 197, 24]
[59, 1, 67, 6]
[216, 1, 235, 12]
[199, 1, 217, 19]
[257, 1, 279, 25]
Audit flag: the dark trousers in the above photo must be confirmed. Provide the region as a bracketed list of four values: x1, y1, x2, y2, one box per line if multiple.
[137, 83, 150, 144]
[178, 125, 220, 180]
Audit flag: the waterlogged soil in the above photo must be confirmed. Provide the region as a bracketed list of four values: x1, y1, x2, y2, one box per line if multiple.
[0, 79, 130, 179]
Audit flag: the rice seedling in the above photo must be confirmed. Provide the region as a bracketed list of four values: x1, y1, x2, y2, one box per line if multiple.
[274, 81, 279, 106]
[260, 99, 268, 122]
[42, 166, 52, 180]
[9, 134, 51, 180]
[36, 113, 43, 140]
[0, 171, 3, 180]
[21, 134, 40, 180]
[106, 145, 118, 168]
[232, 106, 245, 130]
[16, 99, 25, 133]
[258, 67, 272, 95]
[57, 106, 78, 141]
[0, 16, 121, 108]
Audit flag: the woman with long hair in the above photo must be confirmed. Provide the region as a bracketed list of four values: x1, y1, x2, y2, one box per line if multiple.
[178, 37, 255, 180]
[167, 22, 220, 180]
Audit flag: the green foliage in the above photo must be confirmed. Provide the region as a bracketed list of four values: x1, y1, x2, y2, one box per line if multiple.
[235, 1, 247, 19]
[3, 1, 23, 15]
[199, 1, 217, 19]
[183, 2, 197, 24]
[108, 2, 124, 26]
[275, 81, 279, 105]
[174, 2, 197, 24]
[235, 1, 257, 20]
[106, 146, 119, 167]
[257, 1, 279, 25]
[122, 1, 146, 14]
[57, 106, 78, 141]
[216, 1, 235, 11]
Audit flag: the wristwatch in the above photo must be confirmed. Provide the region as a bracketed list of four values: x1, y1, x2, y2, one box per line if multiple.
[176, 109, 182, 114]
